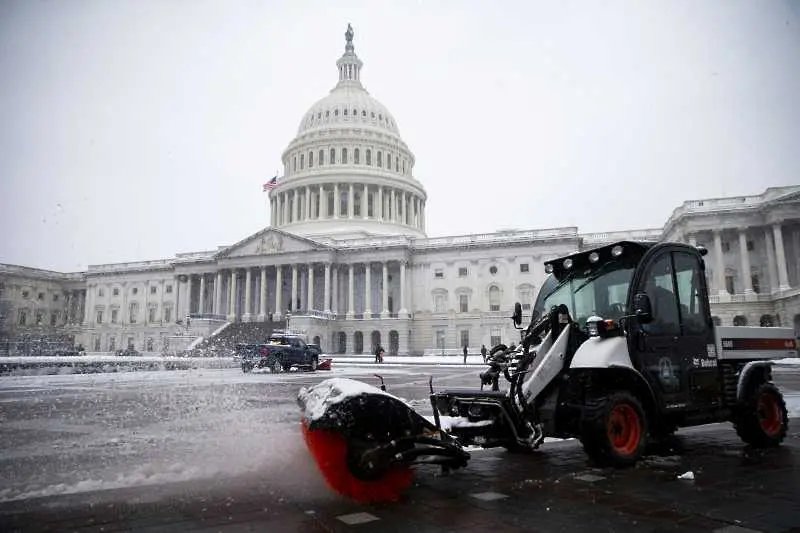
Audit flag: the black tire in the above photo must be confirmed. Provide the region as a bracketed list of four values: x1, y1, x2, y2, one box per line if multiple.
[580, 390, 648, 467]
[734, 382, 788, 448]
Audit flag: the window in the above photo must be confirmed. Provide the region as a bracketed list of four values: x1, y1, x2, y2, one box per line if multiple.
[354, 148, 360, 164]
[109, 337, 116, 351]
[489, 265, 498, 275]
[434, 269, 444, 279]
[308, 151, 313, 167]
[163, 306, 172, 323]
[342, 148, 348, 164]
[722, 241, 730, 252]
[520, 263, 530, 273]
[354, 191, 361, 217]
[35, 311, 44, 324]
[18, 310, 27, 325]
[458, 267, 468, 277]
[642, 253, 680, 336]
[146, 338, 154, 351]
[433, 330, 447, 350]
[50, 312, 58, 326]
[96, 310, 103, 324]
[150, 286, 157, 294]
[129, 303, 138, 324]
[751, 274, 760, 293]
[490, 327, 501, 347]
[127, 337, 134, 349]
[460, 330, 470, 348]
[38, 292, 44, 301]
[489, 286, 501, 311]
[725, 275, 735, 294]
[367, 193, 374, 217]
[166, 285, 173, 294]
[300, 153, 304, 169]
[387, 153, 392, 169]
[132, 287, 138, 295]
[340, 191, 347, 215]
[94, 337, 101, 351]
[459, 294, 469, 313]
[377, 151, 382, 168]
[747, 240, 754, 251]
[518, 286, 533, 310]
[53, 294, 59, 302]
[22, 290, 29, 298]
[434, 293, 447, 313]
[113, 288, 119, 296]
[111, 309, 118, 324]
[366, 149, 372, 165]
[148, 307, 157, 323]
[672, 252, 707, 335]
[319, 149, 324, 165]
[330, 148, 336, 164]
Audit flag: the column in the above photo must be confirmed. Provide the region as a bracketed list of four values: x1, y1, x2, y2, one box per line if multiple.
[324, 263, 331, 313]
[378, 187, 384, 221]
[185, 275, 193, 317]
[364, 262, 372, 317]
[765, 228, 779, 293]
[274, 266, 283, 319]
[390, 189, 396, 222]
[159, 280, 165, 323]
[198, 275, 206, 314]
[83, 285, 94, 325]
[773, 223, 790, 290]
[291, 265, 298, 311]
[399, 260, 408, 315]
[381, 261, 389, 317]
[362, 185, 369, 219]
[712, 230, 726, 295]
[227, 271, 236, 319]
[401, 191, 406, 225]
[348, 183, 354, 218]
[276, 194, 282, 225]
[319, 185, 325, 218]
[283, 192, 289, 225]
[214, 272, 222, 315]
[334, 183, 340, 218]
[305, 186, 311, 221]
[243, 268, 252, 320]
[307, 263, 315, 310]
[332, 265, 339, 314]
[738, 229, 753, 294]
[347, 264, 355, 319]
[292, 189, 299, 222]
[259, 267, 267, 320]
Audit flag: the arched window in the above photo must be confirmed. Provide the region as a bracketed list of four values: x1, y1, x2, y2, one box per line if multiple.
[733, 315, 748, 326]
[342, 148, 348, 164]
[489, 286, 501, 311]
[387, 153, 392, 169]
[330, 148, 336, 164]
[308, 151, 313, 167]
[319, 149, 324, 165]
[377, 151, 383, 168]
[366, 149, 372, 166]
[760, 314, 775, 327]
[354, 148, 360, 164]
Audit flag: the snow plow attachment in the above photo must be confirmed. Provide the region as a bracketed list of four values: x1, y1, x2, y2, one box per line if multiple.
[297, 377, 471, 503]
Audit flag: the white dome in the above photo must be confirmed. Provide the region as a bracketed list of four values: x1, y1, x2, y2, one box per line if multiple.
[297, 85, 401, 137]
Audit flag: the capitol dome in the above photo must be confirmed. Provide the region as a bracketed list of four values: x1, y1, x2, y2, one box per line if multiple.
[267, 24, 427, 240]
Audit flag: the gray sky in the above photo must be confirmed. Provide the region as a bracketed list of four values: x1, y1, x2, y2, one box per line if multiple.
[2, 0, 799, 272]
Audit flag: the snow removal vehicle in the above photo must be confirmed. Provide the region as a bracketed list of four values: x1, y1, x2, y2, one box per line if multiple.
[297, 240, 797, 502]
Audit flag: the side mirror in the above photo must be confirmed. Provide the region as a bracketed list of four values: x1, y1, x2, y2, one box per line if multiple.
[633, 292, 653, 323]
[512, 302, 523, 327]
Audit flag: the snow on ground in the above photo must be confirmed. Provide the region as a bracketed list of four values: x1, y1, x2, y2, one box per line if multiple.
[774, 357, 800, 367]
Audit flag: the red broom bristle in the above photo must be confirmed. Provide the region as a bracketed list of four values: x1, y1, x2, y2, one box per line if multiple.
[300, 419, 414, 503]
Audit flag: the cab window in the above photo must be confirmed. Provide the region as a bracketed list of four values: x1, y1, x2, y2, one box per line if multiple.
[672, 251, 708, 335]
[641, 253, 681, 336]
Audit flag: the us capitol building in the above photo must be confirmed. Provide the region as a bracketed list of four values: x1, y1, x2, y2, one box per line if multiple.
[2, 26, 799, 357]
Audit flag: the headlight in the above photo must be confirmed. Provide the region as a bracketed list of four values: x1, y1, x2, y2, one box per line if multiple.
[563, 258, 573, 269]
[589, 252, 600, 263]
[611, 245, 623, 257]
[545, 263, 554, 273]
[586, 316, 619, 338]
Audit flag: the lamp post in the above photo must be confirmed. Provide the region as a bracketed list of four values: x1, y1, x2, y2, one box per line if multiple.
[285, 310, 292, 333]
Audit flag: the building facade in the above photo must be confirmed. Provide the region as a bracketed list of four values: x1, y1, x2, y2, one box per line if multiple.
[2, 26, 799, 356]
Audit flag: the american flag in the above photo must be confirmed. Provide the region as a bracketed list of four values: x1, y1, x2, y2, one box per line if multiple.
[263, 175, 278, 192]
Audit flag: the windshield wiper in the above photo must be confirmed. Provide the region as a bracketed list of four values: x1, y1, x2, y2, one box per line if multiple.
[571, 260, 619, 295]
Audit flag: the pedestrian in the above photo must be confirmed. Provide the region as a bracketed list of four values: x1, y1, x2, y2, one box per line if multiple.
[481, 344, 487, 363]
[374, 344, 385, 363]
[463, 344, 468, 364]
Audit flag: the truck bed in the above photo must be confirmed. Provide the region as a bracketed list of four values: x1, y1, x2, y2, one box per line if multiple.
[715, 326, 797, 360]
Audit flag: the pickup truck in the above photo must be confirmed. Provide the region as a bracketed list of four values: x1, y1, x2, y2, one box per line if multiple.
[238, 333, 323, 373]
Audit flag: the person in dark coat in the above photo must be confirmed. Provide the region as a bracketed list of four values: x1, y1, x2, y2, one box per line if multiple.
[463, 345, 468, 364]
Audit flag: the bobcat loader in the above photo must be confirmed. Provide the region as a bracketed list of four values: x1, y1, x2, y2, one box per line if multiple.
[298, 241, 797, 502]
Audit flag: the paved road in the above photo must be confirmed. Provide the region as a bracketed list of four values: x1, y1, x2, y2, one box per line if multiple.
[1, 365, 799, 532]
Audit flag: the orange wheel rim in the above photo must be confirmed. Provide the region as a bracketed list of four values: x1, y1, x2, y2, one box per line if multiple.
[607, 404, 641, 456]
[758, 393, 783, 437]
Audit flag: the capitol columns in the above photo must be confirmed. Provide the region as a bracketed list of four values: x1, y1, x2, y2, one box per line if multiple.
[227, 270, 236, 321]
[259, 267, 267, 320]
[331, 265, 339, 315]
[377, 186, 384, 220]
[364, 262, 372, 317]
[772, 222, 791, 291]
[381, 262, 390, 318]
[712, 230, 727, 297]
[347, 265, 355, 319]
[243, 268, 252, 321]
[198, 275, 206, 314]
[399, 260, 408, 316]
[274, 266, 283, 320]
[323, 263, 331, 313]
[305, 186, 311, 221]
[307, 263, 315, 311]
[738, 228, 754, 295]
[764, 228, 779, 293]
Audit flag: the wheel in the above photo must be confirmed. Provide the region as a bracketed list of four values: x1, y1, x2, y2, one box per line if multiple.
[268, 358, 282, 373]
[580, 390, 648, 467]
[734, 382, 788, 448]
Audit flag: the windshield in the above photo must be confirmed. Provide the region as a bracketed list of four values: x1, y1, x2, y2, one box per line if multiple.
[541, 261, 636, 328]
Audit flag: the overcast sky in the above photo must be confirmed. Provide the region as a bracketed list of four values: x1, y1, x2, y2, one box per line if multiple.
[1, 0, 799, 272]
